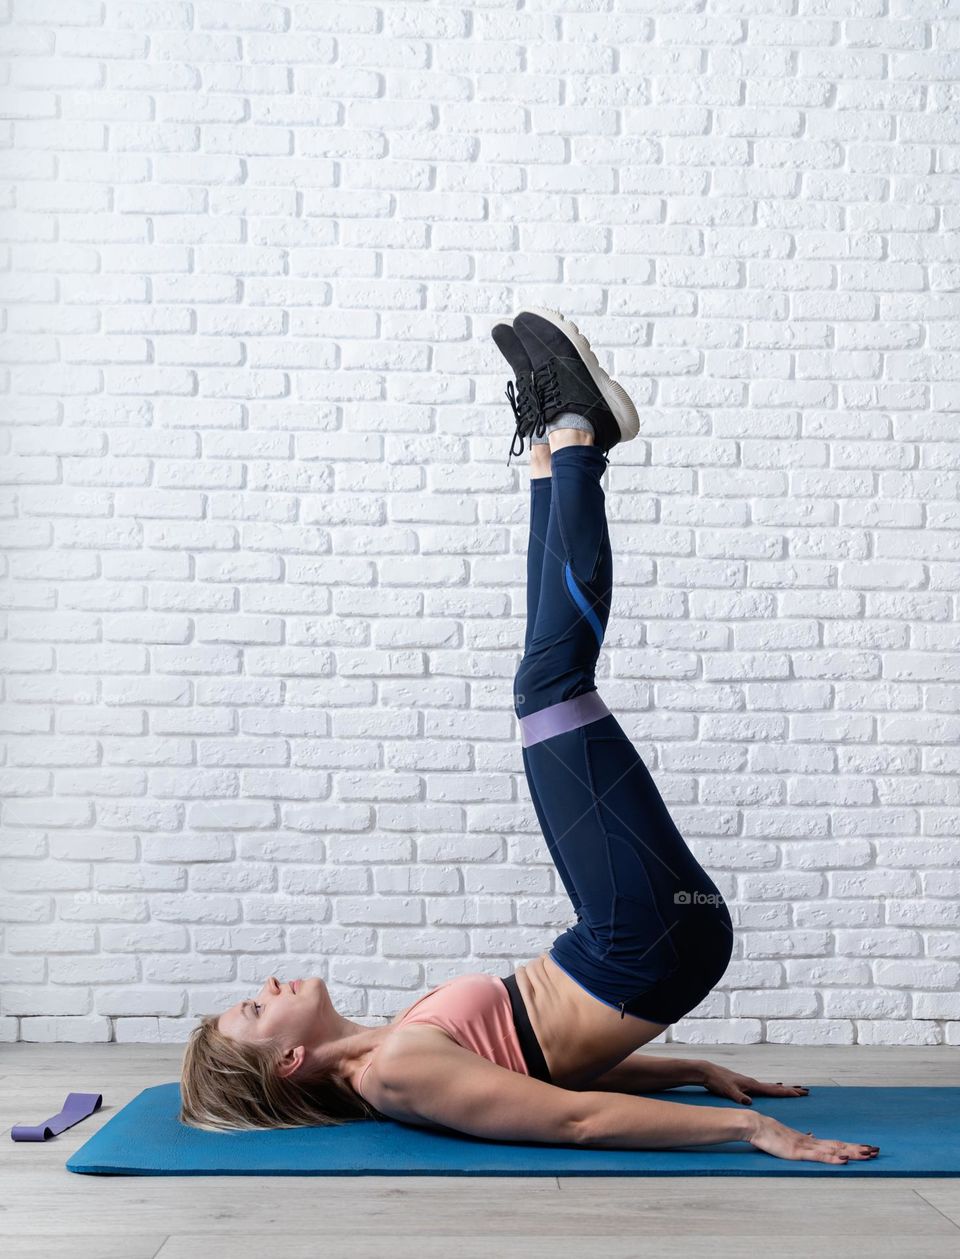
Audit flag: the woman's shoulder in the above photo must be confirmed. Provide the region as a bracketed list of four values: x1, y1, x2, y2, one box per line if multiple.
[356, 973, 503, 1102]
[356, 1022, 458, 1110]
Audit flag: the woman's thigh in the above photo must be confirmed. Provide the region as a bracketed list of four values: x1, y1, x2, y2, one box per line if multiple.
[522, 710, 733, 1022]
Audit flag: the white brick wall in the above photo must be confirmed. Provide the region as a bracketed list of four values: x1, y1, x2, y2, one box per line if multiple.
[1, 1, 959, 1048]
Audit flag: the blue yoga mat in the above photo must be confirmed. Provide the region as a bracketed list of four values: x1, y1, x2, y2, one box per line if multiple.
[66, 1084, 960, 1177]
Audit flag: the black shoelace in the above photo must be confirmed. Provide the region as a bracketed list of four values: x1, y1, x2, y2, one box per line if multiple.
[505, 363, 562, 464]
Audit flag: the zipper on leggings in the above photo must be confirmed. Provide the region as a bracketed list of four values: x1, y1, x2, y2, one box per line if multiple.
[618, 1000, 626, 1020]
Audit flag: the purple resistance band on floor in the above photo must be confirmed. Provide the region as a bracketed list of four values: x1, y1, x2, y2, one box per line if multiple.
[11, 1092, 102, 1142]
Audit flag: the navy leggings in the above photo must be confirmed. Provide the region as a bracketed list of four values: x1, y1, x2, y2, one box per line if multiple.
[514, 445, 733, 1026]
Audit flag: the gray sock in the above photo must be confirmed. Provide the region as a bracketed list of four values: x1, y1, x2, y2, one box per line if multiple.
[530, 411, 595, 444]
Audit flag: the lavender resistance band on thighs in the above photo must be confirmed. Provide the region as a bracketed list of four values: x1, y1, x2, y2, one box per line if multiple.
[11, 1091, 102, 1142]
[519, 690, 611, 749]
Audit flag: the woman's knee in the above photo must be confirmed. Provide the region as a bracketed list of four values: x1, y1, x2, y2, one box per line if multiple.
[514, 653, 575, 719]
[515, 668, 603, 726]
[513, 657, 541, 719]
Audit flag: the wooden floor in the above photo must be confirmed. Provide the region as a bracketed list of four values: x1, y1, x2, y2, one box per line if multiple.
[2, 1042, 959, 1258]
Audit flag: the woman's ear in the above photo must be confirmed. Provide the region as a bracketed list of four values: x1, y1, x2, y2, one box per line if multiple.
[275, 1044, 306, 1080]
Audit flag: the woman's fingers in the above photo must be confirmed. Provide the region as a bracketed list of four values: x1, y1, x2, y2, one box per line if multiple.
[750, 1081, 809, 1096]
[803, 1134, 880, 1164]
[750, 1114, 880, 1164]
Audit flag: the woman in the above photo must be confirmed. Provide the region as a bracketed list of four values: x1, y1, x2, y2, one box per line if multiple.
[180, 309, 879, 1166]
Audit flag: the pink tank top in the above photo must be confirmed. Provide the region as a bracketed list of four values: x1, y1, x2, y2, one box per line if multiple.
[356, 973, 528, 1101]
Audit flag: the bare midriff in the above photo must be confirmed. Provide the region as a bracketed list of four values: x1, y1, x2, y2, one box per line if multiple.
[515, 953, 668, 1090]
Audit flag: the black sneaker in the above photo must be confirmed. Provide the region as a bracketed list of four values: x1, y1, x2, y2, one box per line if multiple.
[512, 307, 639, 456]
[491, 320, 549, 463]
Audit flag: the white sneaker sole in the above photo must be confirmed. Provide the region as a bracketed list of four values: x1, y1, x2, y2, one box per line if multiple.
[513, 305, 640, 444]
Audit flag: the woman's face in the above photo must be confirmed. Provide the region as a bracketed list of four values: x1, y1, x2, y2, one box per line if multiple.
[217, 975, 328, 1051]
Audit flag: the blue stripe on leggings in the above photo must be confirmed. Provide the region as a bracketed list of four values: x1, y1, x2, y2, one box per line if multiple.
[564, 561, 604, 647]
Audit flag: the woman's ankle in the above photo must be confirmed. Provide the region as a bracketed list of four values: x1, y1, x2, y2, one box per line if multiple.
[547, 428, 595, 452]
[530, 446, 552, 477]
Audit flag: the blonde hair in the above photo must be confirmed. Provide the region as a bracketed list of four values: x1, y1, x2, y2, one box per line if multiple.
[179, 1014, 385, 1132]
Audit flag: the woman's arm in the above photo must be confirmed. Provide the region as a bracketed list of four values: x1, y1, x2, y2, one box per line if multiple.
[585, 1052, 707, 1093]
[384, 1034, 753, 1150]
[378, 1033, 877, 1164]
[587, 1054, 812, 1106]
[578, 1092, 878, 1163]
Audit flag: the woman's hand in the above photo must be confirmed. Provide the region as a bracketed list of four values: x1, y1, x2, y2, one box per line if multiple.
[700, 1062, 809, 1105]
[748, 1112, 880, 1165]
